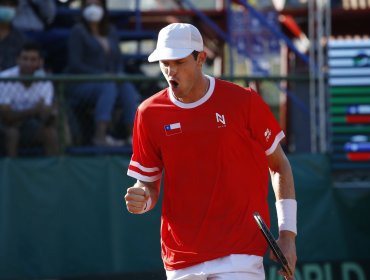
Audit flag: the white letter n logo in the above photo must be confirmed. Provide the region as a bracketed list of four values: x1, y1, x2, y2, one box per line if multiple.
[216, 113, 226, 125]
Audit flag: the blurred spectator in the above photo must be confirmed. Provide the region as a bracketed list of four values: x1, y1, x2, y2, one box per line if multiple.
[331, 0, 341, 8]
[65, 0, 140, 146]
[0, 41, 58, 157]
[12, 0, 56, 31]
[0, 0, 25, 71]
[56, 0, 76, 7]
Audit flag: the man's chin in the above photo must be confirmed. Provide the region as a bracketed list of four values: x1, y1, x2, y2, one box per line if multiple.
[20, 71, 34, 76]
[171, 85, 181, 94]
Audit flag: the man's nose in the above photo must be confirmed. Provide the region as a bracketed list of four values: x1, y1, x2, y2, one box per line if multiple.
[24, 60, 33, 67]
[168, 65, 177, 76]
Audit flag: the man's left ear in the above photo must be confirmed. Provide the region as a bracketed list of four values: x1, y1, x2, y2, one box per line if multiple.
[198, 51, 207, 65]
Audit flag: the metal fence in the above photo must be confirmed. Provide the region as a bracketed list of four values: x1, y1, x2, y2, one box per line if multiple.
[0, 74, 310, 157]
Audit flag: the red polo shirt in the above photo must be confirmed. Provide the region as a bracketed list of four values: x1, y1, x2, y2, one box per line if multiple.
[127, 77, 284, 270]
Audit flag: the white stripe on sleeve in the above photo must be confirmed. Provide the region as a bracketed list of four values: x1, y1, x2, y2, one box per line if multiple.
[265, 131, 285, 156]
[129, 161, 160, 172]
[127, 169, 162, 182]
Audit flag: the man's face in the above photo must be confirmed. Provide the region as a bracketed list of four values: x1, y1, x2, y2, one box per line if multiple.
[159, 52, 206, 102]
[17, 50, 42, 75]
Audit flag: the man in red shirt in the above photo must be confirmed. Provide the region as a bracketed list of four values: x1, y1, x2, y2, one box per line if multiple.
[125, 23, 297, 280]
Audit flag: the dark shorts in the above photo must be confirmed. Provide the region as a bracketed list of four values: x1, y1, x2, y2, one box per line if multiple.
[0, 118, 44, 147]
[18, 118, 44, 145]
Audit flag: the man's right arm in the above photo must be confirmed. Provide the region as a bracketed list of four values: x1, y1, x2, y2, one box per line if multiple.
[125, 180, 160, 214]
[0, 101, 50, 125]
[0, 104, 33, 125]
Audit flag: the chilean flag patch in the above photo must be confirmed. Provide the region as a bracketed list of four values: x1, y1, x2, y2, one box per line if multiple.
[164, 122, 182, 136]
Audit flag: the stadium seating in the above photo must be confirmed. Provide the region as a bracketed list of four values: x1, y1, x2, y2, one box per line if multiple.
[328, 37, 370, 184]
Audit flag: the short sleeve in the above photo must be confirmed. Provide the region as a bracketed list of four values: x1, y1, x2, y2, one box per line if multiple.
[0, 83, 6, 105]
[40, 82, 54, 106]
[127, 108, 163, 182]
[0, 82, 12, 106]
[247, 89, 285, 155]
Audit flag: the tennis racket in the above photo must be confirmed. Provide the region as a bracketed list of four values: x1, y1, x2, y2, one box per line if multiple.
[253, 212, 293, 279]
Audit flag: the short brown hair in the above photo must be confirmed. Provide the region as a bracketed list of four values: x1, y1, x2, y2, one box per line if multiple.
[191, 50, 200, 60]
[0, 0, 18, 6]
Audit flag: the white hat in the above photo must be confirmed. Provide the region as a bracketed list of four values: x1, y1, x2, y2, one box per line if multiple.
[148, 23, 203, 62]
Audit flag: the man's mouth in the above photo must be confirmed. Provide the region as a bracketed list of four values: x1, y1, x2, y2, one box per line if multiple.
[169, 80, 179, 88]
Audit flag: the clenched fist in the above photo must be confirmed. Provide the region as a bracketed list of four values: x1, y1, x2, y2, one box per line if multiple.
[125, 185, 150, 214]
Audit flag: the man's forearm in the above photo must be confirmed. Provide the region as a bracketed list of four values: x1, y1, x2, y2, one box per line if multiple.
[1, 109, 35, 124]
[270, 162, 295, 200]
[267, 145, 297, 235]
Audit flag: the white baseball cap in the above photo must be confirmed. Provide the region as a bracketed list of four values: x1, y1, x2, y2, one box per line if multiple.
[148, 23, 204, 62]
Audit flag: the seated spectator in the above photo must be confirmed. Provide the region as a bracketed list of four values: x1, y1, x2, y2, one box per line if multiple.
[0, 0, 25, 71]
[0, 41, 58, 157]
[65, 0, 140, 146]
[12, 0, 56, 31]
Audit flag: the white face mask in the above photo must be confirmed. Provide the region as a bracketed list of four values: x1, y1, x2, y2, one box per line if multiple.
[82, 4, 104, 23]
[0, 6, 16, 23]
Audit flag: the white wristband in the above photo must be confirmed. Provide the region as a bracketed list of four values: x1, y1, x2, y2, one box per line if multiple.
[276, 199, 297, 235]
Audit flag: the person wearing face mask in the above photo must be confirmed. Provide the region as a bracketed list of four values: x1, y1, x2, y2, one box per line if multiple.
[65, 0, 141, 147]
[0, 0, 25, 71]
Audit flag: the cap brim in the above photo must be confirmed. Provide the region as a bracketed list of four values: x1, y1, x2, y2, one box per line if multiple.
[148, 48, 194, 62]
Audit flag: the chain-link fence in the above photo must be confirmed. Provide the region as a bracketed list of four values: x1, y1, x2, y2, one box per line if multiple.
[0, 74, 310, 157]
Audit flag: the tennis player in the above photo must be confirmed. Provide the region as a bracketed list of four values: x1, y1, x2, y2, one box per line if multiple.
[125, 23, 297, 280]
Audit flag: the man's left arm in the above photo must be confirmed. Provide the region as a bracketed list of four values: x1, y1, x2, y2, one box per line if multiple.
[38, 82, 57, 125]
[267, 144, 297, 279]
